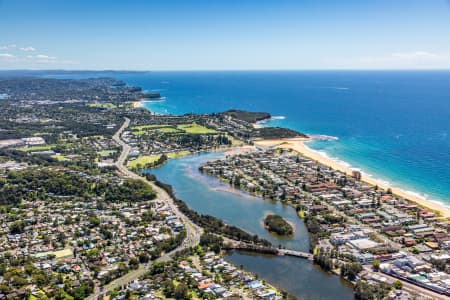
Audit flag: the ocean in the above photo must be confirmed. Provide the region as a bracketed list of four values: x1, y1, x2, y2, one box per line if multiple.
[47, 70, 450, 208]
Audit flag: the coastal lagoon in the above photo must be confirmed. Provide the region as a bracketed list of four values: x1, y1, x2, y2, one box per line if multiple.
[148, 152, 353, 299]
[149, 152, 310, 251]
[225, 252, 353, 300]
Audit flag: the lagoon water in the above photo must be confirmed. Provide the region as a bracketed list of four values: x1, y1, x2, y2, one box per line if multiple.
[150, 152, 310, 251]
[149, 152, 353, 299]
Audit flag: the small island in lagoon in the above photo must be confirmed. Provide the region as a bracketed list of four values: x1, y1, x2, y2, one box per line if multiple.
[264, 214, 294, 236]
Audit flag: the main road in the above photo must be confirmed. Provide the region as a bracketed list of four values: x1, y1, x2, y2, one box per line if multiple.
[88, 118, 202, 300]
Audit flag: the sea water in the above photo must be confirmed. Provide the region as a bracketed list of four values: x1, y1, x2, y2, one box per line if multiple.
[43, 70, 450, 208]
[123, 71, 450, 208]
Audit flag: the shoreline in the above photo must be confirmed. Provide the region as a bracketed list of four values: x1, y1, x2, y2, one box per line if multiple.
[132, 100, 142, 108]
[254, 137, 450, 218]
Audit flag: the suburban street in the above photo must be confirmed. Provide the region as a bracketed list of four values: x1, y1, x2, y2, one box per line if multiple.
[87, 118, 203, 300]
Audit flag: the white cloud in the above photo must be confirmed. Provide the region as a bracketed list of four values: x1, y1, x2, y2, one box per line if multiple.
[0, 45, 78, 67]
[19, 46, 36, 52]
[0, 44, 16, 50]
[35, 54, 56, 60]
[0, 53, 15, 59]
[359, 51, 446, 65]
[323, 50, 450, 69]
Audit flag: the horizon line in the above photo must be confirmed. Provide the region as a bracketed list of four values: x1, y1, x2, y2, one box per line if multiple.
[1, 68, 450, 72]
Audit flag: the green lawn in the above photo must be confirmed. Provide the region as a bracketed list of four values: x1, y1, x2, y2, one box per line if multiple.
[18, 145, 55, 152]
[177, 122, 218, 134]
[132, 125, 181, 135]
[128, 155, 161, 168]
[131, 124, 173, 130]
[98, 150, 117, 156]
[52, 154, 69, 161]
[158, 127, 183, 133]
[129, 151, 192, 168]
[132, 130, 148, 136]
[131, 122, 217, 136]
[167, 151, 191, 158]
[87, 102, 117, 108]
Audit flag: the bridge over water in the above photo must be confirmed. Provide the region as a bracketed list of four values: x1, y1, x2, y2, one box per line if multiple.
[225, 240, 313, 261]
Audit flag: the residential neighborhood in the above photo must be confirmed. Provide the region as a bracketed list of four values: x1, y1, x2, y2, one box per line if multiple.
[201, 148, 450, 297]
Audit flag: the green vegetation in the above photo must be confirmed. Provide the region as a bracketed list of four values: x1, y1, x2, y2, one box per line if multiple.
[313, 248, 338, 272]
[130, 151, 192, 169]
[129, 155, 164, 169]
[87, 102, 117, 109]
[354, 281, 391, 300]
[340, 262, 363, 281]
[104, 178, 156, 203]
[148, 174, 272, 247]
[253, 127, 307, 139]
[223, 110, 271, 123]
[158, 127, 183, 133]
[167, 151, 191, 159]
[264, 214, 293, 235]
[17, 145, 55, 152]
[393, 280, 403, 290]
[304, 215, 330, 251]
[200, 233, 224, 253]
[97, 150, 116, 156]
[0, 168, 156, 205]
[132, 124, 173, 130]
[52, 154, 69, 161]
[131, 122, 217, 136]
[177, 122, 218, 134]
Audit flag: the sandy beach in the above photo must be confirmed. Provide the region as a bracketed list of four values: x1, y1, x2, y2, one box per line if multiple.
[254, 137, 450, 218]
[132, 100, 142, 108]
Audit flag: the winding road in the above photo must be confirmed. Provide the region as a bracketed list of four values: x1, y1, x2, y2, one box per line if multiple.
[88, 118, 202, 300]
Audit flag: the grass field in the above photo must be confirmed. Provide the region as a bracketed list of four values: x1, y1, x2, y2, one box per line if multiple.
[35, 248, 73, 259]
[18, 145, 55, 152]
[158, 127, 183, 133]
[129, 151, 192, 168]
[87, 102, 117, 109]
[131, 122, 217, 136]
[167, 150, 191, 158]
[98, 150, 117, 156]
[52, 154, 69, 161]
[128, 155, 161, 168]
[177, 122, 218, 134]
[131, 124, 173, 130]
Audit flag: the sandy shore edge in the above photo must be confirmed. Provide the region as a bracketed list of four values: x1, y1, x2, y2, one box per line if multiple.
[254, 137, 450, 218]
[132, 100, 142, 108]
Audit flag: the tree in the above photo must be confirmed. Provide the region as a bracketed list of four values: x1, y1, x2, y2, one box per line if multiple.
[341, 262, 362, 280]
[10, 220, 25, 234]
[354, 281, 390, 300]
[0, 263, 6, 276]
[128, 257, 139, 269]
[138, 252, 149, 263]
[372, 259, 380, 271]
[162, 279, 175, 298]
[88, 216, 101, 227]
[393, 280, 403, 290]
[174, 283, 189, 299]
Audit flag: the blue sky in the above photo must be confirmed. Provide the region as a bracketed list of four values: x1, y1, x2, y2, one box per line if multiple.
[1, 0, 450, 70]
